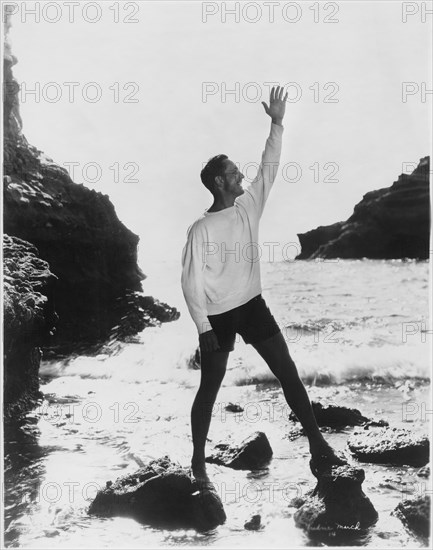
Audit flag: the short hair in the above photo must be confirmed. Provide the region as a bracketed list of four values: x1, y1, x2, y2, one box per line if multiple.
[200, 154, 228, 194]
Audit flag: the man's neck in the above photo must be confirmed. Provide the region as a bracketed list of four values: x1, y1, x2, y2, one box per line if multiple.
[207, 197, 235, 212]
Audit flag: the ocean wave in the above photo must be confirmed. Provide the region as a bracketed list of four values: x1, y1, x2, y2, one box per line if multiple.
[224, 341, 431, 387]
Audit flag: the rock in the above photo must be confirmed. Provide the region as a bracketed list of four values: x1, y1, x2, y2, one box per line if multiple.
[109, 292, 180, 343]
[2, 12, 179, 354]
[296, 157, 430, 260]
[289, 495, 308, 508]
[206, 432, 273, 470]
[225, 403, 244, 413]
[3, 235, 58, 418]
[294, 465, 378, 541]
[290, 401, 371, 428]
[417, 465, 430, 478]
[88, 456, 226, 531]
[347, 427, 429, 466]
[285, 427, 306, 441]
[244, 514, 261, 530]
[361, 419, 390, 429]
[393, 495, 430, 538]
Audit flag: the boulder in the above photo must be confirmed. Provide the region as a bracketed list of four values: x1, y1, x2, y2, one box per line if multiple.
[206, 432, 273, 470]
[417, 465, 430, 478]
[347, 427, 429, 466]
[225, 403, 244, 413]
[290, 401, 372, 428]
[88, 456, 226, 531]
[3, 235, 57, 418]
[296, 157, 430, 260]
[293, 465, 378, 541]
[393, 495, 430, 538]
[244, 514, 262, 530]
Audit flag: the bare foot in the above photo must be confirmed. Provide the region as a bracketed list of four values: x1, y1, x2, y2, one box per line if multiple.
[191, 461, 210, 482]
[310, 441, 347, 473]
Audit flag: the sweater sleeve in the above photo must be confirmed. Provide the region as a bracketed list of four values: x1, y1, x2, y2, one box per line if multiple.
[181, 223, 212, 335]
[238, 122, 284, 218]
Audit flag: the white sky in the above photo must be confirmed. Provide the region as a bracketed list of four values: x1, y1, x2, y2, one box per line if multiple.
[7, 0, 432, 265]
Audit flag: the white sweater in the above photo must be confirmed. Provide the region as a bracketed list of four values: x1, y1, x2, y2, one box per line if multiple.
[181, 122, 284, 335]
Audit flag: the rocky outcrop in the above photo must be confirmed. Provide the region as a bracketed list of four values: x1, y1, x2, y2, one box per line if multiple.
[88, 456, 226, 531]
[393, 495, 430, 539]
[290, 401, 372, 428]
[206, 432, 273, 470]
[3, 13, 180, 414]
[296, 157, 430, 259]
[347, 427, 429, 467]
[293, 465, 378, 541]
[3, 235, 57, 418]
[3, 12, 180, 350]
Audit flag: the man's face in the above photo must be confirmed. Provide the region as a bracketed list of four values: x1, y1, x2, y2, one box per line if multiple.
[220, 159, 245, 197]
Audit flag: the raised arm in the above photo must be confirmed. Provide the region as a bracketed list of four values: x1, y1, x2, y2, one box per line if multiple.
[239, 86, 287, 217]
[261, 85, 288, 127]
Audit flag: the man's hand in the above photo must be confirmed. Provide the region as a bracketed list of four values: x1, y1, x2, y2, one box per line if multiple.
[199, 329, 221, 352]
[261, 85, 288, 126]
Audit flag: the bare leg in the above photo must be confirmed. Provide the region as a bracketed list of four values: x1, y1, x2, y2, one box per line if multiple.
[251, 331, 345, 465]
[191, 349, 229, 481]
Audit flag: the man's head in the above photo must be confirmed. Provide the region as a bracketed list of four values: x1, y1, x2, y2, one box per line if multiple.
[201, 155, 245, 199]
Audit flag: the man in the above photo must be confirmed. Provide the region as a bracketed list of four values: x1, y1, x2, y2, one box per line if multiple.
[181, 86, 345, 483]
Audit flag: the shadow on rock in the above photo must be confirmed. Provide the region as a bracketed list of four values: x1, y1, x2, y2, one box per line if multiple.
[88, 456, 226, 532]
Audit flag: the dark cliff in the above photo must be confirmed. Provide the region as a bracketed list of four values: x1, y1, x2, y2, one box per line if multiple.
[296, 157, 430, 260]
[3, 14, 179, 416]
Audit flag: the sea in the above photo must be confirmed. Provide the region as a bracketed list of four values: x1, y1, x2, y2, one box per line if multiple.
[4, 258, 431, 548]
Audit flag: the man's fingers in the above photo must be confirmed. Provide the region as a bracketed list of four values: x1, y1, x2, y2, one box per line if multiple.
[261, 101, 269, 113]
[200, 331, 221, 352]
[270, 85, 287, 103]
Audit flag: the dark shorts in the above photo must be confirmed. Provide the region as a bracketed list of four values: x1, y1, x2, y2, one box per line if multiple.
[206, 294, 281, 352]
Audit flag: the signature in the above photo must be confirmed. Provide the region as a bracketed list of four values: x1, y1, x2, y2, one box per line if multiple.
[310, 521, 362, 534]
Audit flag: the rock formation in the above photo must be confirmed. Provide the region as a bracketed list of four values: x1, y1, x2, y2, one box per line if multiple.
[290, 401, 372, 428]
[347, 427, 429, 467]
[3, 13, 179, 416]
[88, 456, 226, 531]
[293, 464, 378, 542]
[206, 431, 273, 470]
[296, 157, 430, 259]
[393, 494, 431, 539]
[3, 235, 57, 418]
